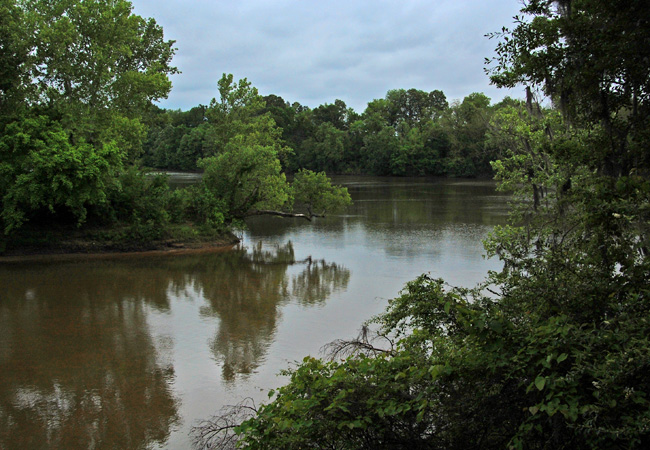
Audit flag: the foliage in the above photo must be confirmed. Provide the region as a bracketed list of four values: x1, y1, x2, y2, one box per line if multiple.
[0, 0, 177, 238]
[292, 169, 352, 217]
[168, 74, 353, 225]
[199, 145, 290, 224]
[0, 4, 351, 248]
[143, 86, 504, 178]
[487, 0, 650, 176]
[199, 74, 289, 164]
[297, 122, 346, 172]
[19, 0, 176, 151]
[0, 0, 29, 122]
[105, 167, 173, 228]
[0, 115, 123, 233]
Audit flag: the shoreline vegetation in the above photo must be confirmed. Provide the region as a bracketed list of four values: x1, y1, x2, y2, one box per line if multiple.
[1, 0, 499, 258]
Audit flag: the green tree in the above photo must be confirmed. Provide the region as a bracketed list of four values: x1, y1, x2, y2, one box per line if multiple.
[21, 0, 177, 156]
[192, 76, 351, 226]
[0, 0, 29, 123]
[205, 74, 280, 156]
[385, 88, 448, 127]
[0, 115, 123, 234]
[292, 169, 352, 218]
[442, 93, 495, 177]
[487, 0, 650, 176]
[312, 99, 352, 130]
[198, 144, 290, 226]
[360, 125, 399, 176]
[0, 0, 177, 237]
[298, 122, 346, 173]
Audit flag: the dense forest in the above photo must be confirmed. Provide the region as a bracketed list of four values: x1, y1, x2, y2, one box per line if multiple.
[0, 0, 349, 252]
[142, 85, 517, 178]
[193, 0, 650, 449]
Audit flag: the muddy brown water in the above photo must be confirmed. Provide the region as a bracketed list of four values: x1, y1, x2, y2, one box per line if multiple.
[0, 176, 510, 449]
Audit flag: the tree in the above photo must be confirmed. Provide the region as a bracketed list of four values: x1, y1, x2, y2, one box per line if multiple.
[292, 169, 352, 219]
[0, 0, 177, 237]
[192, 75, 351, 226]
[0, 0, 29, 123]
[385, 88, 448, 127]
[21, 0, 177, 155]
[198, 144, 290, 226]
[0, 115, 123, 234]
[312, 99, 351, 130]
[487, 0, 650, 176]
[298, 122, 346, 173]
[442, 93, 496, 177]
[198, 148, 350, 224]
[360, 125, 399, 176]
[204, 74, 274, 154]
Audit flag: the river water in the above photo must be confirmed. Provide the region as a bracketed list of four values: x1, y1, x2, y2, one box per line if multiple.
[0, 176, 510, 449]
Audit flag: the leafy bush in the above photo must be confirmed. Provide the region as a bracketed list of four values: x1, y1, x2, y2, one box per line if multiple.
[0, 115, 123, 234]
[106, 166, 171, 227]
[181, 184, 227, 229]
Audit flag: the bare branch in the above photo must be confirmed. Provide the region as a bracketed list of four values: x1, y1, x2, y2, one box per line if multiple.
[191, 398, 258, 450]
[322, 325, 395, 360]
[245, 209, 325, 221]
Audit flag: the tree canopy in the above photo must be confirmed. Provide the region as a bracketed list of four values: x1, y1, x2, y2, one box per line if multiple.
[143, 86, 506, 178]
[192, 74, 351, 226]
[0, 0, 177, 238]
[0, 4, 350, 248]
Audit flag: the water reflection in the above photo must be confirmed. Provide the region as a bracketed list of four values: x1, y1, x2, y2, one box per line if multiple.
[245, 177, 509, 239]
[0, 177, 507, 449]
[0, 241, 349, 447]
[196, 241, 350, 382]
[0, 266, 179, 449]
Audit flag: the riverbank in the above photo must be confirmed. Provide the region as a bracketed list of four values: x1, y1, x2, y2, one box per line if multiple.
[0, 224, 240, 262]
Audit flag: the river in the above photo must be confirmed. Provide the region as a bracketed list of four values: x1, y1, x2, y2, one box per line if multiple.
[0, 176, 510, 449]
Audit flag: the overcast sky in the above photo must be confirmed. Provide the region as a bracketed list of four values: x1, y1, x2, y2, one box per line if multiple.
[130, 0, 524, 113]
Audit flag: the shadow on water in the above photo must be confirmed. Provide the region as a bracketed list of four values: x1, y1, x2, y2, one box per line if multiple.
[0, 265, 180, 450]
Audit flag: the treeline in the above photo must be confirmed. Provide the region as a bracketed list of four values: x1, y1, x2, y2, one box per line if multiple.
[0, 1, 349, 250]
[142, 89, 521, 178]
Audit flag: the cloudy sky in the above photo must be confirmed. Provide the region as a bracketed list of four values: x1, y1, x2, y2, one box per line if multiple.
[130, 0, 524, 113]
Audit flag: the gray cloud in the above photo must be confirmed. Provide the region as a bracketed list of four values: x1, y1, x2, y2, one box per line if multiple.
[131, 0, 523, 112]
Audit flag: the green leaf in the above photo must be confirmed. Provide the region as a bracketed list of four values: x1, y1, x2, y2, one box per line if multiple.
[429, 364, 446, 378]
[535, 376, 546, 391]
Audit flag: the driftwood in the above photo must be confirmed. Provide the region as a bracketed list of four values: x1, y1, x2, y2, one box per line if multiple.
[245, 209, 325, 221]
[322, 325, 395, 360]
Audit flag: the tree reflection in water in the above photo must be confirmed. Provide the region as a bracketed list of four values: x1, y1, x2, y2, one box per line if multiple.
[0, 241, 349, 448]
[196, 241, 350, 383]
[0, 266, 180, 450]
